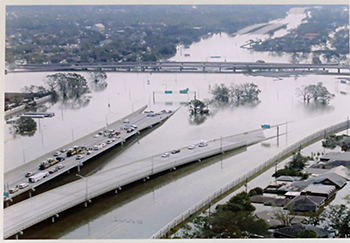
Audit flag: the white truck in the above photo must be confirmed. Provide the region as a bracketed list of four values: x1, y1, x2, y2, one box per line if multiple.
[28, 171, 49, 183]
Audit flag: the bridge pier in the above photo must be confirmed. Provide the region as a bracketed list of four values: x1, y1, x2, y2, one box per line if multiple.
[233, 67, 236, 73]
[52, 214, 59, 223]
[338, 68, 340, 74]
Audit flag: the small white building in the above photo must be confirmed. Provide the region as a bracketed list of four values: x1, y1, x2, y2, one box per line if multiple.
[92, 23, 105, 33]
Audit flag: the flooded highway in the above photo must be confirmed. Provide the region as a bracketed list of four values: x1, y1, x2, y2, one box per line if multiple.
[4, 7, 350, 239]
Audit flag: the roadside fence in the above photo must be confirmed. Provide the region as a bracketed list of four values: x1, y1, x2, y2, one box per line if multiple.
[150, 119, 350, 239]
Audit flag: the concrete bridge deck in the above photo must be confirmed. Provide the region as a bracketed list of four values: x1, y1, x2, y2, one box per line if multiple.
[4, 129, 266, 239]
[9, 61, 349, 75]
[4, 105, 174, 203]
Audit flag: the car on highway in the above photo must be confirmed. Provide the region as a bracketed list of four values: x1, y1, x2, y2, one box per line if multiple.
[188, 145, 196, 150]
[18, 183, 29, 189]
[76, 154, 85, 160]
[56, 156, 65, 162]
[86, 150, 92, 155]
[9, 187, 19, 194]
[198, 140, 208, 147]
[93, 134, 100, 138]
[126, 128, 134, 133]
[25, 172, 34, 177]
[147, 113, 156, 117]
[56, 164, 65, 170]
[162, 152, 170, 158]
[60, 149, 67, 153]
[124, 119, 130, 123]
[49, 166, 59, 174]
[171, 149, 180, 154]
[53, 151, 61, 156]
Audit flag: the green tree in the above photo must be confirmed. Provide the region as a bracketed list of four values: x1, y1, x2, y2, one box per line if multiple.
[88, 71, 107, 84]
[180, 191, 268, 238]
[321, 204, 350, 238]
[13, 117, 37, 136]
[297, 82, 334, 104]
[248, 187, 264, 197]
[296, 229, 318, 238]
[210, 83, 230, 102]
[287, 152, 308, 170]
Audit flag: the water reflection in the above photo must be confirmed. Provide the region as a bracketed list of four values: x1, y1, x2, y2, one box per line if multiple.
[299, 101, 335, 114]
[59, 95, 91, 110]
[89, 81, 108, 92]
[188, 113, 210, 126]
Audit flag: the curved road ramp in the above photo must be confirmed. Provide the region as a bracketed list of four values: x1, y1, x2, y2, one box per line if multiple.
[4, 129, 266, 239]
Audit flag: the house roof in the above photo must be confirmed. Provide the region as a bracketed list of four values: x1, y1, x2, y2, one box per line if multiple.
[274, 223, 332, 238]
[330, 165, 350, 180]
[301, 184, 336, 195]
[286, 195, 326, 211]
[312, 172, 347, 188]
[320, 152, 350, 162]
[277, 176, 302, 182]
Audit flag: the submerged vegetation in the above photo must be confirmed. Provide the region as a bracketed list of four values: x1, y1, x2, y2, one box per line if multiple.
[209, 82, 261, 105]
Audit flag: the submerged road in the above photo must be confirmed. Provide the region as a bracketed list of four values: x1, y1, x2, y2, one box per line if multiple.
[4, 129, 266, 239]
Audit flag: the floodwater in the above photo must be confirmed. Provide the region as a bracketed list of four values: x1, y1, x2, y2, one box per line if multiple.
[4, 7, 350, 239]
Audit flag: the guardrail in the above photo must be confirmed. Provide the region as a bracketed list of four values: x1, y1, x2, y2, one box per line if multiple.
[150, 119, 350, 239]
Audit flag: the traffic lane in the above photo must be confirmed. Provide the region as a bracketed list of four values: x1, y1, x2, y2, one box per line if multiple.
[4, 129, 263, 237]
[5, 105, 147, 178]
[5, 112, 173, 198]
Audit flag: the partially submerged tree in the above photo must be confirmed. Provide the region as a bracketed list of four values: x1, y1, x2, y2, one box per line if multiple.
[210, 83, 230, 102]
[297, 82, 334, 104]
[43, 72, 90, 100]
[210, 82, 261, 104]
[88, 71, 107, 83]
[13, 117, 37, 137]
[322, 134, 350, 152]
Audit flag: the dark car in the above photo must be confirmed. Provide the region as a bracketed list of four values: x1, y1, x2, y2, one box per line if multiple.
[171, 149, 180, 154]
[56, 156, 65, 162]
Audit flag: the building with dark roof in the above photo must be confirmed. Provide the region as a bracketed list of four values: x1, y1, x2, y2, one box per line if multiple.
[284, 195, 326, 212]
[300, 184, 336, 200]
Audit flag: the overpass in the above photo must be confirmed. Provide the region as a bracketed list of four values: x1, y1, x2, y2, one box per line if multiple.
[9, 61, 349, 75]
[4, 129, 267, 239]
[4, 105, 174, 205]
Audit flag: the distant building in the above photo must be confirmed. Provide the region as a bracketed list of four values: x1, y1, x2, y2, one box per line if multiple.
[92, 23, 105, 33]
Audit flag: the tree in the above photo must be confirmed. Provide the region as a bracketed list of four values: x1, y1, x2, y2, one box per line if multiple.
[44, 73, 90, 100]
[180, 191, 269, 238]
[322, 134, 350, 152]
[273, 208, 296, 226]
[88, 71, 107, 83]
[13, 117, 37, 137]
[210, 83, 230, 102]
[248, 187, 264, 197]
[287, 152, 308, 170]
[297, 82, 334, 104]
[231, 83, 261, 102]
[321, 204, 350, 238]
[296, 229, 318, 238]
[210, 82, 261, 104]
[66, 73, 89, 99]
